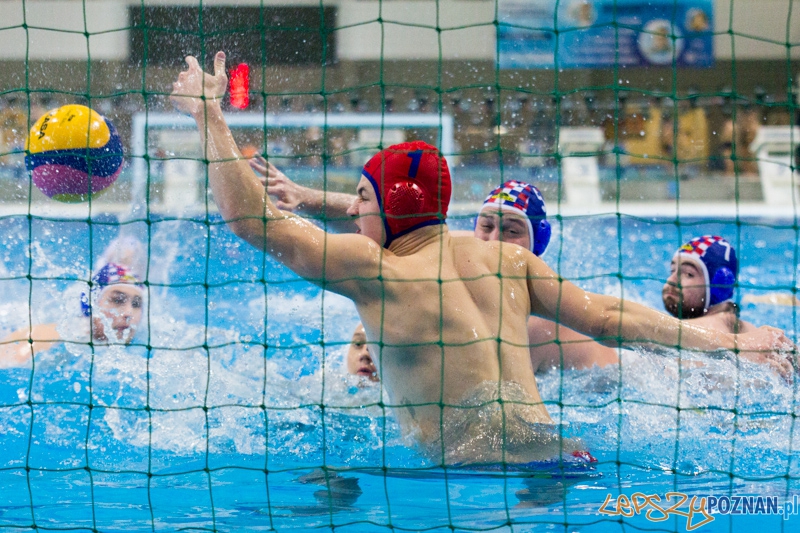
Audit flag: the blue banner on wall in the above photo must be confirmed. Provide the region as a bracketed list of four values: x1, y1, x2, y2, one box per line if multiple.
[498, 0, 714, 69]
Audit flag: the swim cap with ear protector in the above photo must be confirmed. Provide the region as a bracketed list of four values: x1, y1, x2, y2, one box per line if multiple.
[479, 180, 551, 256]
[674, 235, 738, 310]
[361, 141, 452, 248]
[80, 262, 144, 317]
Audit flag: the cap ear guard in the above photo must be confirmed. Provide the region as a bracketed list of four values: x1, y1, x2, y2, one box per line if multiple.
[709, 266, 735, 306]
[532, 219, 551, 257]
[384, 181, 425, 216]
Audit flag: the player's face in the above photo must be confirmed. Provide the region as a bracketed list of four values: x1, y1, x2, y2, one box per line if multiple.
[474, 208, 531, 250]
[92, 285, 144, 343]
[348, 176, 385, 245]
[663, 258, 706, 318]
[346, 324, 379, 382]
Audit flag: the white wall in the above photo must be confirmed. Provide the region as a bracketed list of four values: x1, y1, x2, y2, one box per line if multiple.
[0, 0, 796, 62]
[0, 1, 129, 60]
[335, 1, 495, 60]
[714, 0, 800, 59]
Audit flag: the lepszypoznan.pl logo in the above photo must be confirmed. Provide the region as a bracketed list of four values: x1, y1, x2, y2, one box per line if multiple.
[598, 492, 800, 531]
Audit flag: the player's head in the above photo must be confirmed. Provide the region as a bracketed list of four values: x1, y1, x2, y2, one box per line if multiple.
[474, 180, 551, 256]
[346, 324, 379, 382]
[353, 141, 452, 248]
[663, 236, 738, 318]
[81, 263, 145, 343]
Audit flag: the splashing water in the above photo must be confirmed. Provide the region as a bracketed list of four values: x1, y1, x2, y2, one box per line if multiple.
[1, 216, 798, 489]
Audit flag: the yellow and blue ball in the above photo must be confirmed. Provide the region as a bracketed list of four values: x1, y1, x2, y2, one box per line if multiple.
[25, 105, 123, 202]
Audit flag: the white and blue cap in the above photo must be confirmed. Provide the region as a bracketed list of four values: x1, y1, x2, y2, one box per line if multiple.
[80, 262, 144, 317]
[480, 180, 551, 256]
[674, 235, 738, 309]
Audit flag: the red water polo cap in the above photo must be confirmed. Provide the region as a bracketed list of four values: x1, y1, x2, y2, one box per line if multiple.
[361, 141, 452, 248]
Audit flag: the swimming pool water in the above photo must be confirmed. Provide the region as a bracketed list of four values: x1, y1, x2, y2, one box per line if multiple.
[0, 213, 798, 532]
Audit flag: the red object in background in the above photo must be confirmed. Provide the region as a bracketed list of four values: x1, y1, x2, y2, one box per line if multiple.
[229, 63, 250, 109]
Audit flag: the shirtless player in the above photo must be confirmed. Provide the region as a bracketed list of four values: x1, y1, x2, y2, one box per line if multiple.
[171, 52, 790, 465]
[253, 163, 790, 377]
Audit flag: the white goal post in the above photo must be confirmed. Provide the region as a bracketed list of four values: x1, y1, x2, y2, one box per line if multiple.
[130, 112, 455, 209]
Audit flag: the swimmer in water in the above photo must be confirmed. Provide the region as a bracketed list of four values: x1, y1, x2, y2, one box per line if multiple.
[0, 236, 146, 368]
[346, 323, 379, 382]
[171, 52, 790, 465]
[663, 236, 750, 330]
[469, 181, 620, 373]
[660, 236, 795, 374]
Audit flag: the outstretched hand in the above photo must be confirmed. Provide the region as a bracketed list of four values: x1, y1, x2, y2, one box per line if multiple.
[735, 326, 796, 380]
[170, 51, 228, 117]
[249, 155, 311, 211]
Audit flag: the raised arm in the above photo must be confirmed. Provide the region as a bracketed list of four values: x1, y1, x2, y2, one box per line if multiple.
[169, 52, 380, 297]
[525, 253, 792, 359]
[249, 156, 356, 233]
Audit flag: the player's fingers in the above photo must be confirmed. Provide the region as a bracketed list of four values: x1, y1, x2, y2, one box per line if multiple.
[248, 159, 266, 174]
[760, 326, 793, 350]
[777, 358, 794, 381]
[214, 51, 227, 78]
[775, 334, 794, 351]
[762, 351, 793, 380]
[185, 56, 200, 71]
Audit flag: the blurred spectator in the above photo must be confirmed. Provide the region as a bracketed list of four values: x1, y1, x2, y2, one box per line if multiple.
[660, 99, 709, 175]
[0, 97, 29, 179]
[716, 107, 760, 176]
[622, 99, 666, 165]
[327, 134, 349, 168]
[303, 125, 323, 167]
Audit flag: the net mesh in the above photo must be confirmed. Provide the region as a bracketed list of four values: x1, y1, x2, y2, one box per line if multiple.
[0, 0, 799, 531]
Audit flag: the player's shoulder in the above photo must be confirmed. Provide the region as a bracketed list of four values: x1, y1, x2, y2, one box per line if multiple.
[453, 235, 535, 272]
[688, 310, 737, 334]
[704, 301, 743, 333]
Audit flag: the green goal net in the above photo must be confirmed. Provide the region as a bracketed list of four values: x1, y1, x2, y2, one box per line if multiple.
[0, 1, 798, 532]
